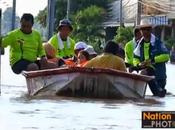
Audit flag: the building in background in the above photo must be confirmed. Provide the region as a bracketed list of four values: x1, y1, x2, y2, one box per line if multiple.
[104, 0, 175, 42]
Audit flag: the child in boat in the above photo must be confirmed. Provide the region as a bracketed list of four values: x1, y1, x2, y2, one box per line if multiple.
[64, 41, 88, 67]
[77, 50, 90, 67]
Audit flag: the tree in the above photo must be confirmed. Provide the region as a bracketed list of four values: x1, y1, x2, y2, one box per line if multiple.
[72, 5, 106, 52]
[114, 26, 133, 48]
[36, 0, 115, 52]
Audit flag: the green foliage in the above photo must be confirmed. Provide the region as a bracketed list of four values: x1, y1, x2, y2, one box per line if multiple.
[36, 8, 47, 27]
[71, 0, 113, 13]
[164, 36, 175, 50]
[36, 0, 116, 52]
[114, 26, 134, 47]
[72, 5, 106, 53]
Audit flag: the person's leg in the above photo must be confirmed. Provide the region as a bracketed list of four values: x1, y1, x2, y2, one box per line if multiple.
[157, 79, 166, 90]
[37, 59, 58, 70]
[12, 59, 37, 74]
[148, 79, 166, 97]
[26, 63, 39, 71]
[140, 67, 166, 97]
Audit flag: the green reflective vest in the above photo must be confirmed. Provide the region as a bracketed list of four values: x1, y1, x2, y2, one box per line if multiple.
[2, 29, 45, 66]
[48, 34, 75, 58]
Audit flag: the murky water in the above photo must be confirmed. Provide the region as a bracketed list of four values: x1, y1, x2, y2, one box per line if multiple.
[0, 49, 175, 130]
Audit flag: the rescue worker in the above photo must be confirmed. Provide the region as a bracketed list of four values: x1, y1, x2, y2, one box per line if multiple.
[47, 19, 75, 59]
[2, 13, 56, 74]
[125, 27, 142, 67]
[133, 19, 169, 97]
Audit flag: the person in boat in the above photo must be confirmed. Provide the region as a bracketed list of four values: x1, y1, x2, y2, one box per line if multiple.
[125, 27, 142, 72]
[43, 42, 65, 67]
[84, 45, 97, 59]
[63, 41, 88, 66]
[77, 50, 90, 67]
[46, 19, 75, 59]
[84, 40, 127, 72]
[133, 19, 169, 97]
[1, 13, 57, 74]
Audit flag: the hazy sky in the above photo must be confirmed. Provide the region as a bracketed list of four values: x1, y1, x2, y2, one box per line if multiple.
[0, 0, 47, 17]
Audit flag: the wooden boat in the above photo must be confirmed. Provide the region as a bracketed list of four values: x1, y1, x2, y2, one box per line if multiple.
[22, 67, 154, 99]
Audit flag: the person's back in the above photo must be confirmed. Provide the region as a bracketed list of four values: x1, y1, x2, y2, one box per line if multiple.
[85, 53, 126, 71]
[85, 41, 126, 72]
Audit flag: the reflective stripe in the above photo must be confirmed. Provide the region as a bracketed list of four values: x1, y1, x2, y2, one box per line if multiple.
[144, 42, 150, 60]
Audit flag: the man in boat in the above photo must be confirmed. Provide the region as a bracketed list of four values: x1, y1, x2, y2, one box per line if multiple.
[1, 13, 57, 74]
[46, 19, 75, 59]
[124, 27, 142, 72]
[133, 19, 169, 97]
[84, 40, 127, 72]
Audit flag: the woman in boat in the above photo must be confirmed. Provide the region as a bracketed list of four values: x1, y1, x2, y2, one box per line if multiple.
[77, 50, 90, 67]
[1, 13, 57, 74]
[84, 40, 127, 72]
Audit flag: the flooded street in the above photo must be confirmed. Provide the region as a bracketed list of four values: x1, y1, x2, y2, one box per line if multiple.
[0, 49, 175, 130]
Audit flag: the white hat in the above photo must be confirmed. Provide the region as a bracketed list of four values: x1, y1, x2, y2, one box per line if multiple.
[84, 45, 97, 55]
[137, 18, 152, 29]
[74, 41, 88, 50]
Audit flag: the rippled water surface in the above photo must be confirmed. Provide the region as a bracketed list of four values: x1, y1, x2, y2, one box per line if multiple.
[0, 49, 175, 130]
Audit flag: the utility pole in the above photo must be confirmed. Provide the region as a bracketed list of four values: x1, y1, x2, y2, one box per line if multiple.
[136, 0, 142, 25]
[11, 0, 16, 30]
[47, 0, 56, 40]
[66, 0, 70, 19]
[119, 0, 124, 27]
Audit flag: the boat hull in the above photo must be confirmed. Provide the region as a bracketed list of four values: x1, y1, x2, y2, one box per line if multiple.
[23, 67, 154, 99]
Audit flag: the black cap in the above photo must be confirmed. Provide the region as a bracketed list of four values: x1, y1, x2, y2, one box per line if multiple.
[58, 19, 73, 31]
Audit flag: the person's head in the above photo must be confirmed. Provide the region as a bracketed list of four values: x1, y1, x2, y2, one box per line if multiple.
[20, 13, 34, 34]
[104, 41, 119, 55]
[58, 19, 73, 40]
[77, 50, 90, 64]
[84, 45, 97, 59]
[74, 41, 88, 56]
[137, 19, 152, 42]
[133, 27, 142, 41]
[43, 43, 56, 59]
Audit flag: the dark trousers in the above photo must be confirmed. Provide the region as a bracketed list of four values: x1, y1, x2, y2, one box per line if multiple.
[141, 67, 166, 96]
[148, 79, 166, 96]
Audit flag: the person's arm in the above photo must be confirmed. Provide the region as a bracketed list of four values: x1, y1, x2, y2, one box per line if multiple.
[124, 41, 133, 65]
[118, 60, 127, 72]
[1, 33, 13, 48]
[0, 36, 5, 55]
[152, 40, 170, 63]
[37, 32, 46, 58]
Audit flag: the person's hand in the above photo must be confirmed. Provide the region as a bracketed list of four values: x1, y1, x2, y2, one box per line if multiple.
[40, 56, 48, 64]
[139, 59, 151, 68]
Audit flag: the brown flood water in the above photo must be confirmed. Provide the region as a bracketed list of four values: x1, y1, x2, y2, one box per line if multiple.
[0, 49, 175, 130]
